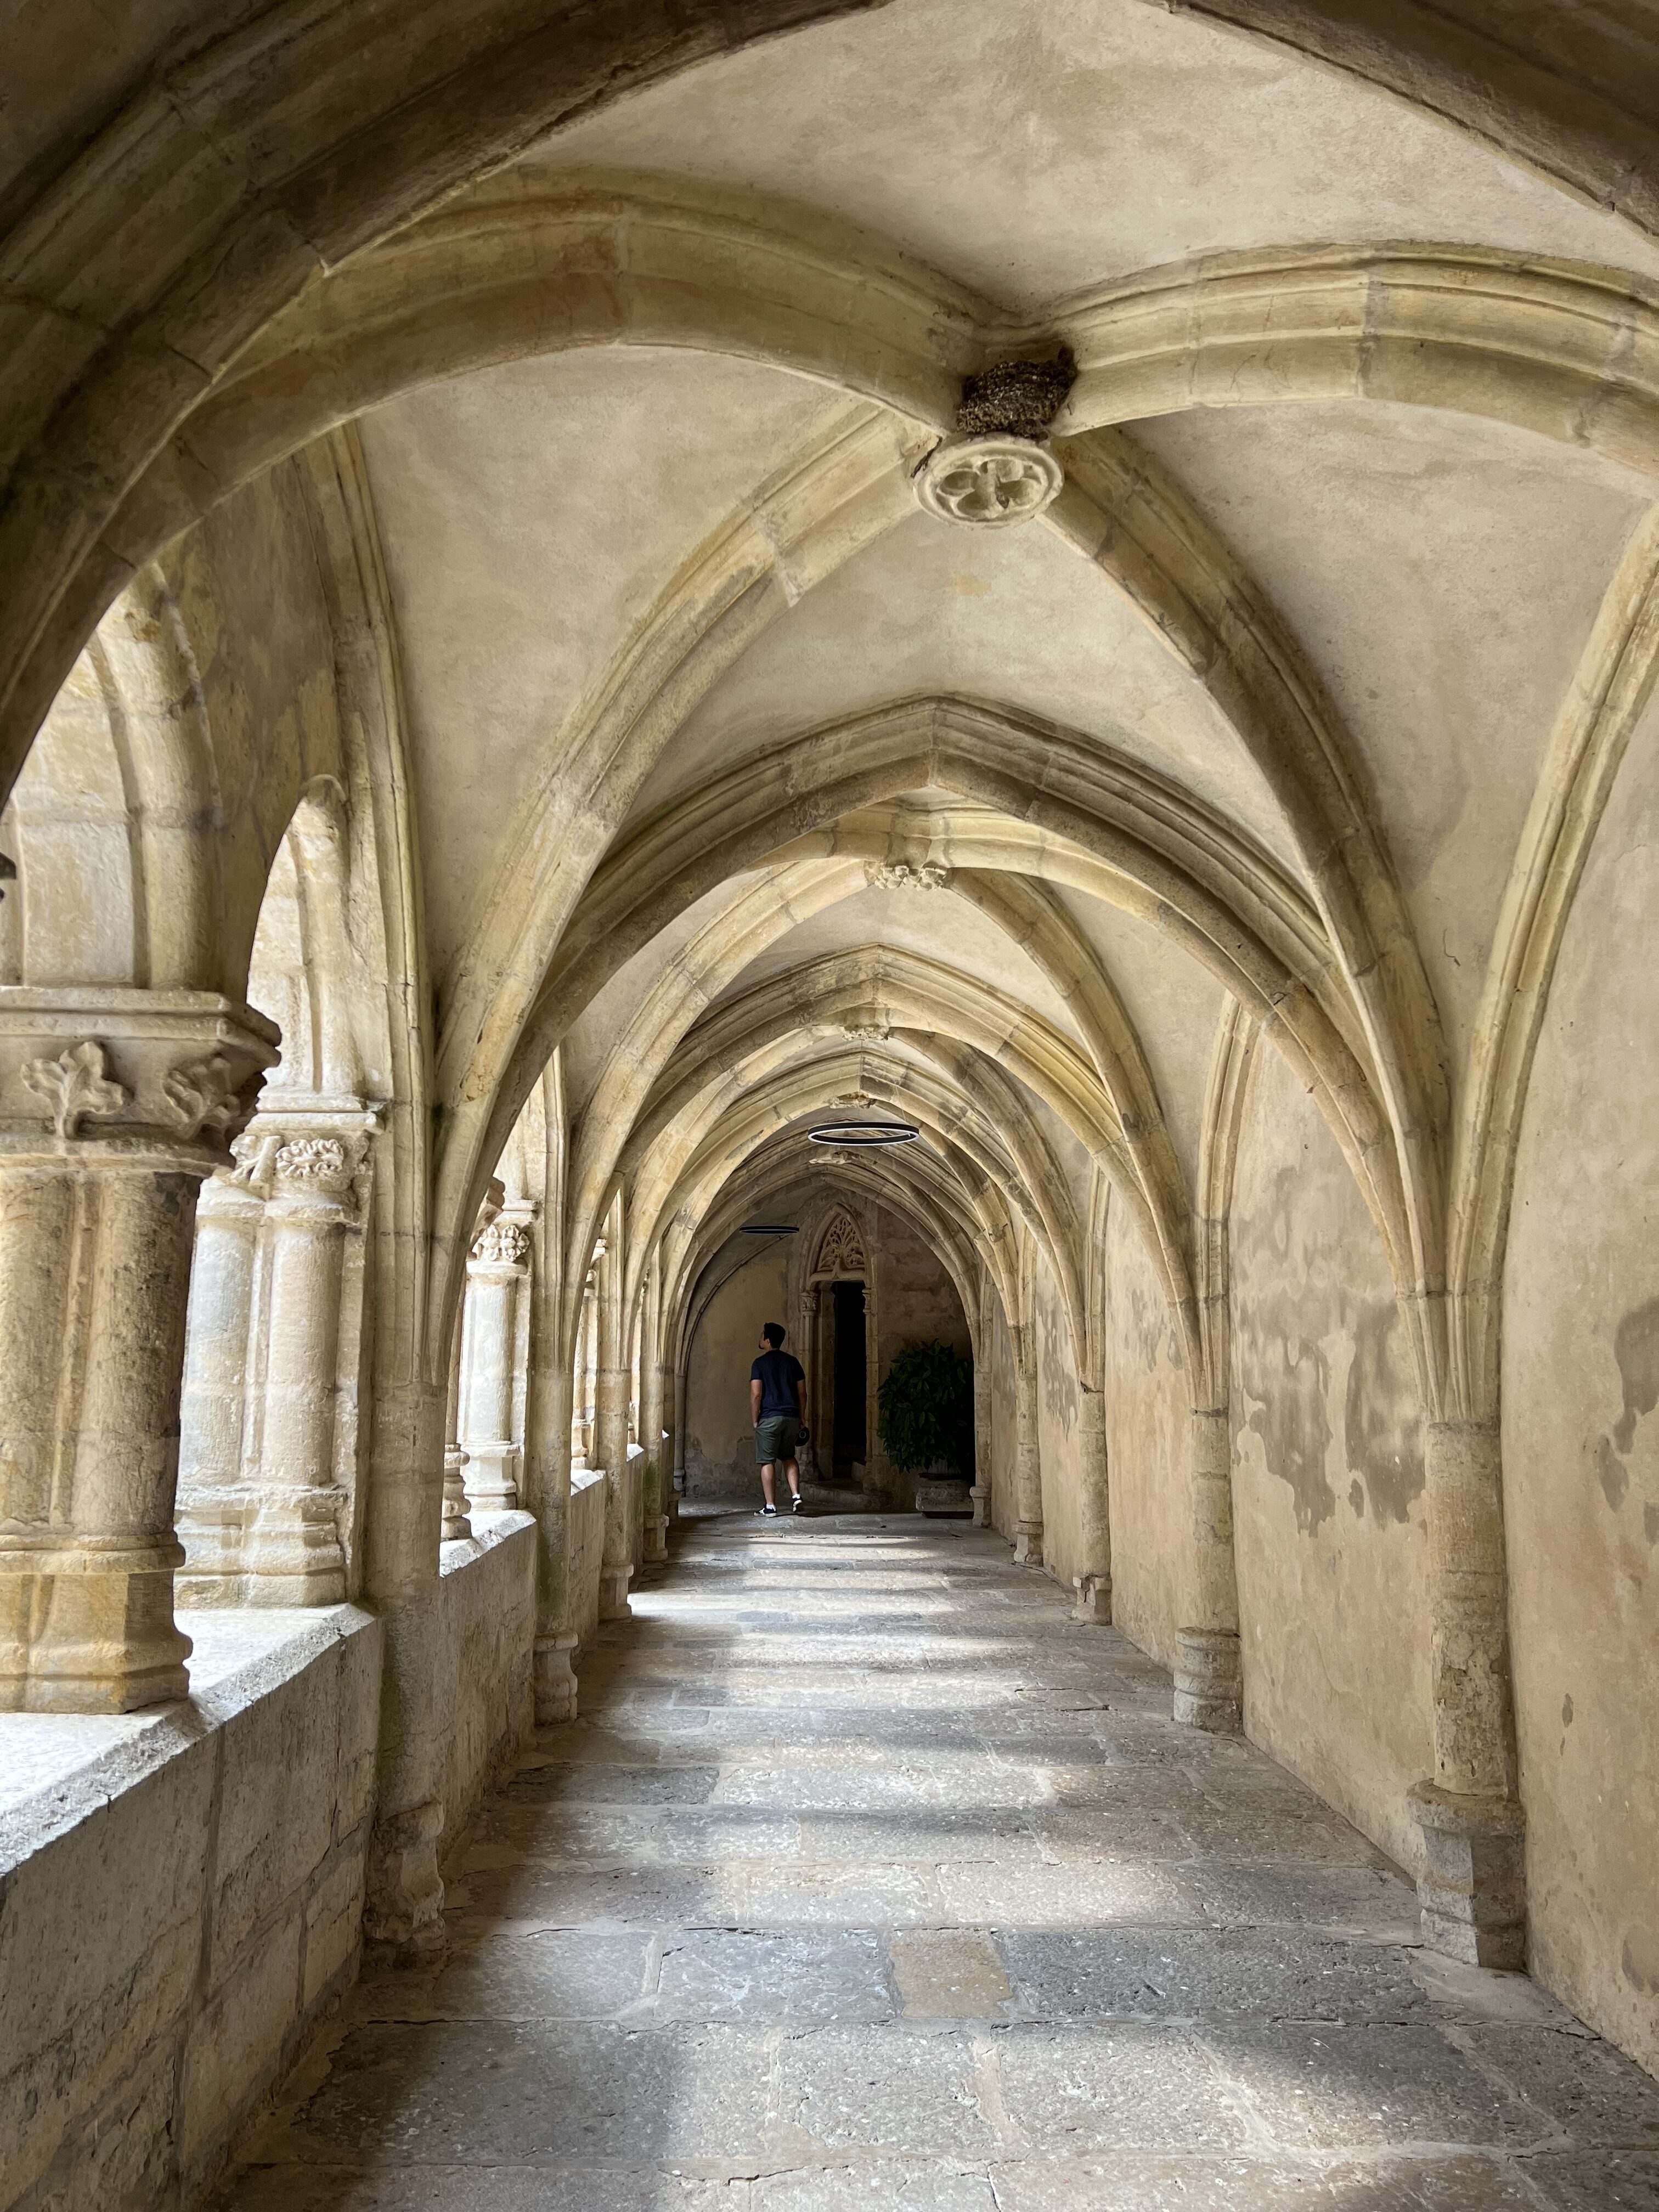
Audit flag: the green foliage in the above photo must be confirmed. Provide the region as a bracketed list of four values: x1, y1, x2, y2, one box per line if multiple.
[877, 1341, 975, 1476]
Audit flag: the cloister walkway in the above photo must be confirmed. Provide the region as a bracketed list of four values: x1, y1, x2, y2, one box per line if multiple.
[220, 1515, 1658, 2209]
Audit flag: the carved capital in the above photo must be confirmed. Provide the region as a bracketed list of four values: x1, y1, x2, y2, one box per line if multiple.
[841, 1019, 891, 1043]
[0, 990, 278, 1162]
[273, 1135, 354, 1196]
[22, 1040, 129, 1138]
[471, 1217, 531, 1268]
[162, 1051, 258, 1141]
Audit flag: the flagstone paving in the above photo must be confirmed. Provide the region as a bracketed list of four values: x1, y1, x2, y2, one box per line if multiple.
[218, 1511, 1659, 2210]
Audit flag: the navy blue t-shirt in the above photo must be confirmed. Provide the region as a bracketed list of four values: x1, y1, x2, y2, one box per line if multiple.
[751, 1349, 804, 1418]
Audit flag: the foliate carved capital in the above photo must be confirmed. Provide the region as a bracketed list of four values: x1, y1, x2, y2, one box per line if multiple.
[841, 1020, 891, 1043]
[471, 1218, 531, 1268]
[915, 434, 1064, 529]
[273, 1136, 354, 1196]
[867, 860, 949, 891]
[22, 1040, 130, 1138]
[162, 1051, 257, 1141]
[0, 991, 278, 1161]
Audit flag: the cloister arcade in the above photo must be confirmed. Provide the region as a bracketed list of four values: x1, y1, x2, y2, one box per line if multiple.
[4, 3, 1659, 2205]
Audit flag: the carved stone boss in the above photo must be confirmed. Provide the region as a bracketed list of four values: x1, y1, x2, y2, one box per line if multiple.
[915, 348, 1075, 531]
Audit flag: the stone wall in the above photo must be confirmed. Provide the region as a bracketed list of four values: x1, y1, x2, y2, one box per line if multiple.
[433, 1512, 538, 1865]
[566, 1468, 608, 1652]
[1035, 1242, 1088, 1592]
[683, 1237, 792, 1500]
[1505, 698, 1659, 2076]
[0, 1528, 541, 2212]
[1, 1610, 382, 2212]
[989, 1294, 1017, 1538]
[1229, 1043, 1434, 1877]
[1102, 1195, 1190, 1671]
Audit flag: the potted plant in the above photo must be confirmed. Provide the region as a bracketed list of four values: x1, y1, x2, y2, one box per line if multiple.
[877, 1342, 975, 1511]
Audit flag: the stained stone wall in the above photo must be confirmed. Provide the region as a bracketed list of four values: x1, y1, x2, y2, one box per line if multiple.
[1034, 1243, 1089, 1594]
[682, 1237, 792, 1499]
[1505, 699, 1659, 2075]
[1229, 1043, 1435, 1878]
[1101, 1197, 1190, 1673]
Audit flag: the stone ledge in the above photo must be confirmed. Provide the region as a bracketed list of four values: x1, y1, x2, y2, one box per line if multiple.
[0, 1605, 376, 1850]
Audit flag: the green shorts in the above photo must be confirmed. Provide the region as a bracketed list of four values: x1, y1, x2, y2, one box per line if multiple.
[755, 1415, 801, 1466]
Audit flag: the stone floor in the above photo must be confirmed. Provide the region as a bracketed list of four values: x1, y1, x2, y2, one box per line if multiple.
[219, 1512, 1659, 2210]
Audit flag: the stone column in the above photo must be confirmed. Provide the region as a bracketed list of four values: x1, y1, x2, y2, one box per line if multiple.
[1073, 1383, 1113, 1623]
[640, 1342, 667, 1566]
[1013, 1331, 1043, 1565]
[657, 1357, 679, 1531]
[1174, 1408, 1242, 1731]
[527, 1332, 579, 1723]
[672, 1365, 688, 1505]
[233, 1132, 363, 1602]
[441, 1296, 471, 1544]
[0, 994, 276, 1711]
[1409, 1418, 1525, 1968]
[174, 1155, 267, 1600]
[572, 1271, 597, 1470]
[459, 1213, 531, 1512]
[596, 1356, 633, 1619]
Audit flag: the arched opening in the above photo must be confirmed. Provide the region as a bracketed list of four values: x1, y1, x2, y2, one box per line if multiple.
[7, 9, 1659, 2202]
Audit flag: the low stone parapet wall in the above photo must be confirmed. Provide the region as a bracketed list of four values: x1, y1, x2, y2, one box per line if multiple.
[1, 1607, 382, 2212]
[567, 1468, 607, 1651]
[432, 1510, 537, 1865]
[0, 1523, 540, 2212]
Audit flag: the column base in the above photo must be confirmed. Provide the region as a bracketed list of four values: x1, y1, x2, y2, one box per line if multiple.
[598, 1562, 633, 1620]
[1173, 1626, 1242, 1732]
[239, 1494, 347, 1604]
[643, 1514, 669, 1565]
[1014, 1522, 1043, 1566]
[1409, 1781, 1526, 1970]
[363, 1797, 447, 1967]
[1073, 1572, 1112, 1624]
[441, 1447, 472, 1544]
[969, 1483, 989, 1528]
[534, 1630, 580, 1724]
[465, 1441, 520, 1514]
[0, 1561, 192, 1712]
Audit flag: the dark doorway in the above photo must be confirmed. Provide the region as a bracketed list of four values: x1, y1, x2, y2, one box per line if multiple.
[832, 1279, 867, 1477]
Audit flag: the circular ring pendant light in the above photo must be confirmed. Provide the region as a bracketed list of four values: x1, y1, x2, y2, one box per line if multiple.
[807, 1120, 921, 1147]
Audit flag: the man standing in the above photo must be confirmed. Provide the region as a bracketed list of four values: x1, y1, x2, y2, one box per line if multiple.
[751, 1321, 807, 1516]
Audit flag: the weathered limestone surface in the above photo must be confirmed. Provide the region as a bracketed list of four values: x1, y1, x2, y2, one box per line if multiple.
[214, 1513, 1659, 2210]
[1, 1608, 382, 2212]
[1228, 1042, 1435, 1878]
[0, 1526, 542, 2211]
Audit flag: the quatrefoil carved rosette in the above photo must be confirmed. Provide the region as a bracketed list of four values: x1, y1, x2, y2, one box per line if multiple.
[915, 435, 1065, 528]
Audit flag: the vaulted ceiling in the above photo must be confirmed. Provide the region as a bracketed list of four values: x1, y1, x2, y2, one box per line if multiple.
[301, 0, 1659, 1387]
[9, 0, 1659, 1389]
